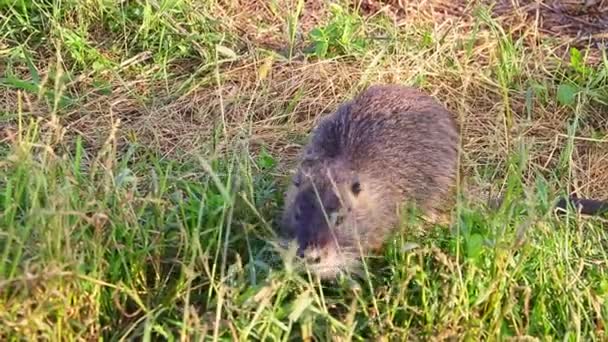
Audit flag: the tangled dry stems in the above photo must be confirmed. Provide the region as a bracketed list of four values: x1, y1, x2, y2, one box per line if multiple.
[2, 0, 607, 199]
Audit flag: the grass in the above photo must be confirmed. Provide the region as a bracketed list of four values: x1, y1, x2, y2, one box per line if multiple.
[1, 0, 608, 340]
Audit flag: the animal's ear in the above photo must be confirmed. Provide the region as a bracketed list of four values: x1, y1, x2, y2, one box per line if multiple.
[306, 105, 349, 159]
[301, 146, 322, 163]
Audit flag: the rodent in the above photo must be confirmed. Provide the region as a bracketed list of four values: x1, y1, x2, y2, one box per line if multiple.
[278, 84, 608, 279]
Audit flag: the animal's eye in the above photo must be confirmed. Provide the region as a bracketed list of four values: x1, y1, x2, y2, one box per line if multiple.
[335, 215, 344, 226]
[351, 181, 361, 195]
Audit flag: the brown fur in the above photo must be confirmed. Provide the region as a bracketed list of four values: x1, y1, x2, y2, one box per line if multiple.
[279, 84, 608, 279]
[279, 84, 460, 278]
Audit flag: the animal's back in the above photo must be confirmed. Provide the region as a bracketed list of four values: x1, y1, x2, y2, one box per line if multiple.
[309, 84, 460, 217]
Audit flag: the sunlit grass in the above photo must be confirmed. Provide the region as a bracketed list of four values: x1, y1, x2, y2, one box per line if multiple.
[1, 0, 607, 340]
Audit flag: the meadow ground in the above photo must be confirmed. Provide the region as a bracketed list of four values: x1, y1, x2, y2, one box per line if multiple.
[1, 0, 608, 340]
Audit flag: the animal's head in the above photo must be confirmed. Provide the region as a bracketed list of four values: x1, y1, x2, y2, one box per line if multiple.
[279, 149, 394, 279]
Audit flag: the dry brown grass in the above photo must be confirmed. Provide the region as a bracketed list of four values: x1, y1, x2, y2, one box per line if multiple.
[3, 1, 608, 339]
[3, 0, 607, 198]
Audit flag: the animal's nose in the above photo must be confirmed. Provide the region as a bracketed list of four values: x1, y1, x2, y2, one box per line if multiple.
[297, 246, 322, 263]
[308, 255, 321, 263]
[297, 241, 316, 259]
[296, 245, 306, 258]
